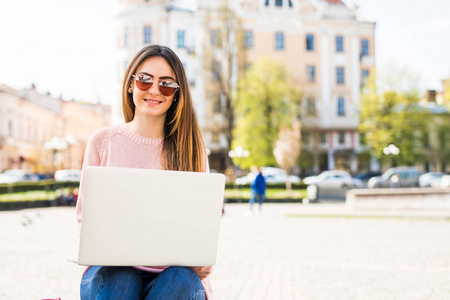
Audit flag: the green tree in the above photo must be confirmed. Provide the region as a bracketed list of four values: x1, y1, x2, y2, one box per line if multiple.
[359, 69, 431, 167]
[232, 57, 301, 169]
[443, 78, 450, 109]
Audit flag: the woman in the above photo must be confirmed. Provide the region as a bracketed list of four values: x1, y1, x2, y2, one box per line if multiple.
[76, 45, 212, 299]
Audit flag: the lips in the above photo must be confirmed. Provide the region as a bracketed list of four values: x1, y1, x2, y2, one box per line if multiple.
[144, 98, 163, 104]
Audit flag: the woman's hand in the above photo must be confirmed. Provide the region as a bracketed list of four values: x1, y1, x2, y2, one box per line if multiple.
[190, 266, 212, 280]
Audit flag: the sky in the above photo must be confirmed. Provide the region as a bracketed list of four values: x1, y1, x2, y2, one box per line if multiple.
[0, 0, 449, 105]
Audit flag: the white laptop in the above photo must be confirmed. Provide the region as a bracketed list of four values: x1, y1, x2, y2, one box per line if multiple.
[78, 166, 225, 267]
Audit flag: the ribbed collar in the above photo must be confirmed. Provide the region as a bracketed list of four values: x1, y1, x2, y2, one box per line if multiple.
[114, 124, 164, 146]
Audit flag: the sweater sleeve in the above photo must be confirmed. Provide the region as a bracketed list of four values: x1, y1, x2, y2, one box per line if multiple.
[75, 128, 109, 230]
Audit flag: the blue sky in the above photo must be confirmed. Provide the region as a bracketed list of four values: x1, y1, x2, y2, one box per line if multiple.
[0, 0, 448, 104]
[352, 0, 450, 91]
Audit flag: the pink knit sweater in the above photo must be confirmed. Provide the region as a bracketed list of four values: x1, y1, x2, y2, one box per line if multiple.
[75, 123, 212, 298]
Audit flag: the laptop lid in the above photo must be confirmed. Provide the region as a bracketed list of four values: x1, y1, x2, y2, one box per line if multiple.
[78, 166, 225, 267]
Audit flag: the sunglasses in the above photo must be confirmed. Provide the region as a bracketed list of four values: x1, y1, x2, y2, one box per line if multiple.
[132, 72, 180, 97]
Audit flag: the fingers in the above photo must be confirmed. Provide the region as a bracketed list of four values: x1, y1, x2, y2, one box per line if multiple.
[190, 266, 212, 279]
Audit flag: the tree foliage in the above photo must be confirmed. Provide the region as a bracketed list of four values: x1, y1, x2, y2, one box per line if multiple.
[273, 121, 301, 195]
[359, 69, 431, 167]
[274, 121, 302, 174]
[232, 57, 301, 169]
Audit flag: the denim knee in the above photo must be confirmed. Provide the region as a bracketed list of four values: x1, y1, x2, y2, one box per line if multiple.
[145, 267, 205, 300]
[81, 266, 142, 300]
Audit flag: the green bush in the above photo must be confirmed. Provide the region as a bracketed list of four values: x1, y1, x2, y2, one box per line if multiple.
[0, 180, 80, 194]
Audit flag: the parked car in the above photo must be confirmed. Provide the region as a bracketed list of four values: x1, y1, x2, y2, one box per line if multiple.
[235, 167, 300, 185]
[367, 167, 420, 188]
[419, 172, 447, 188]
[440, 175, 450, 188]
[352, 171, 382, 188]
[302, 175, 318, 185]
[0, 169, 40, 184]
[54, 169, 82, 182]
[306, 170, 355, 202]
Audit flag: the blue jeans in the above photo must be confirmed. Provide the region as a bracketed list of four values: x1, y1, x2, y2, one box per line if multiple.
[249, 191, 265, 209]
[80, 266, 205, 300]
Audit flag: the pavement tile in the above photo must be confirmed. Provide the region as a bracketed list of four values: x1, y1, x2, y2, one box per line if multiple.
[1, 203, 450, 299]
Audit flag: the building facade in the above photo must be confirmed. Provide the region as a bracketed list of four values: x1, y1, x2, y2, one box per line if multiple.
[0, 84, 111, 173]
[114, 0, 375, 174]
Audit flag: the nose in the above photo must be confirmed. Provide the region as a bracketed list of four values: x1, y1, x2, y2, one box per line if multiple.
[148, 82, 160, 95]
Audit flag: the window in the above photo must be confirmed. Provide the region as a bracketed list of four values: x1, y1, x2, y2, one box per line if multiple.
[336, 35, 343, 52]
[210, 29, 220, 47]
[177, 30, 185, 48]
[8, 120, 13, 137]
[213, 61, 221, 80]
[338, 131, 345, 144]
[275, 0, 282, 6]
[302, 132, 310, 145]
[360, 132, 367, 145]
[320, 132, 327, 144]
[361, 39, 369, 56]
[124, 27, 129, 47]
[306, 97, 316, 115]
[275, 32, 284, 50]
[422, 132, 430, 148]
[337, 97, 345, 116]
[265, 0, 269, 6]
[307, 65, 315, 83]
[214, 95, 222, 113]
[144, 26, 151, 44]
[361, 69, 370, 86]
[244, 30, 253, 49]
[337, 67, 344, 84]
[288, 0, 293, 7]
[306, 34, 314, 51]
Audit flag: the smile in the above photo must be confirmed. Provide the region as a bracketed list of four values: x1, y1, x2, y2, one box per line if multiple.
[144, 99, 163, 104]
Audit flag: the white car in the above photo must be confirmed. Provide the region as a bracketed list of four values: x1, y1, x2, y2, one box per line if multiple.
[419, 172, 447, 188]
[306, 170, 355, 202]
[0, 170, 39, 184]
[54, 169, 82, 182]
[235, 167, 300, 185]
[440, 175, 450, 188]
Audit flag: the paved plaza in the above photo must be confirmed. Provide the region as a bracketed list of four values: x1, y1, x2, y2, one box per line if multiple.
[1, 203, 450, 299]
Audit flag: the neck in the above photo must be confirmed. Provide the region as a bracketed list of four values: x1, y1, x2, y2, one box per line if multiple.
[127, 114, 165, 139]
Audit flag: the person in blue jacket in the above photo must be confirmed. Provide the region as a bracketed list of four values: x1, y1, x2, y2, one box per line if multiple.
[249, 167, 266, 211]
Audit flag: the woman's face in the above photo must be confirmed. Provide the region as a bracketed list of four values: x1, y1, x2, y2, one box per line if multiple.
[131, 56, 178, 121]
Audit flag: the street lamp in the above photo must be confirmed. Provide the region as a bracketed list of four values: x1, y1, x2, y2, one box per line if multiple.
[228, 146, 250, 203]
[44, 137, 68, 172]
[383, 144, 400, 156]
[228, 145, 250, 171]
[383, 144, 400, 167]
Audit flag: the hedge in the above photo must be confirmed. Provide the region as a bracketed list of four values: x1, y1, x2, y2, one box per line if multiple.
[225, 183, 307, 190]
[0, 180, 80, 194]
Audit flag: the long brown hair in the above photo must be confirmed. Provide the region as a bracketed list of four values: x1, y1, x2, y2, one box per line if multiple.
[122, 45, 205, 172]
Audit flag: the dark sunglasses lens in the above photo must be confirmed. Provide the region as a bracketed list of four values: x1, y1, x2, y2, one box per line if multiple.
[136, 81, 153, 91]
[160, 86, 177, 96]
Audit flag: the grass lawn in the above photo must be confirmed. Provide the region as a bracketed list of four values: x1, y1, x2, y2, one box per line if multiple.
[0, 191, 56, 202]
[225, 188, 306, 200]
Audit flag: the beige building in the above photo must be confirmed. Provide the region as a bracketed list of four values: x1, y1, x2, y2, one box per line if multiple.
[114, 0, 375, 174]
[0, 84, 111, 174]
